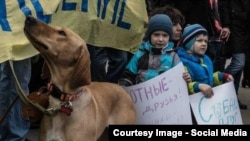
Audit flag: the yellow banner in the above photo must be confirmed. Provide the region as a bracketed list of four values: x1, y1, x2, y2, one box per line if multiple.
[0, 0, 61, 63]
[0, 0, 148, 63]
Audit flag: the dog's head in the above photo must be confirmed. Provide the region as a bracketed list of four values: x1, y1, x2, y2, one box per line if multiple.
[24, 16, 91, 90]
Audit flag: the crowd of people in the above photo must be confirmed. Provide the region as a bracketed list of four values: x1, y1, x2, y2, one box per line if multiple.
[1, 0, 250, 140]
[145, 0, 250, 109]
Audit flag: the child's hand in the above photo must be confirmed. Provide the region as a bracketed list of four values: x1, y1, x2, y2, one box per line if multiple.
[199, 83, 214, 98]
[182, 72, 192, 83]
[225, 74, 234, 82]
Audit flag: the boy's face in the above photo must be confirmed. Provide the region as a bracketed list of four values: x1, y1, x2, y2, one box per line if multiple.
[172, 23, 182, 41]
[150, 30, 170, 48]
[193, 34, 208, 55]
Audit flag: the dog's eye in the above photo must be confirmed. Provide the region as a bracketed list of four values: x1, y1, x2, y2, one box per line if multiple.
[58, 30, 66, 36]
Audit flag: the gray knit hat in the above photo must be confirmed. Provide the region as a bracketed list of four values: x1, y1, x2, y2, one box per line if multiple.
[145, 14, 173, 41]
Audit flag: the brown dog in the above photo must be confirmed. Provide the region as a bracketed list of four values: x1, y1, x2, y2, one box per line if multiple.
[24, 16, 136, 141]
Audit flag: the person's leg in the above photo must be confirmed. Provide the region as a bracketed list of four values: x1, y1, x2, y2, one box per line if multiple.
[0, 59, 31, 141]
[0, 62, 10, 140]
[217, 56, 227, 72]
[106, 48, 129, 83]
[206, 41, 216, 64]
[207, 41, 226, 72]
[214, 42, 227, 72]
[242, 49, 250, 88]
[224, 53, 245, 91]
[87, 44, 108, 82]
[224, 53, 247, 109]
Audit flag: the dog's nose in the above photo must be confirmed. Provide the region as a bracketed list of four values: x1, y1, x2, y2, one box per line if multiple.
[25, 15, 37, 26]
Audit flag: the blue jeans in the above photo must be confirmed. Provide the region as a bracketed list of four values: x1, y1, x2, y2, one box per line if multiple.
[87, 45, 131, 83]
[224, 53, 245, 94]
[0, 60, 31, 141]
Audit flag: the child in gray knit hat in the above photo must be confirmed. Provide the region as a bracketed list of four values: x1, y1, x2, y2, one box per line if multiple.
[119, 14, 191, 86]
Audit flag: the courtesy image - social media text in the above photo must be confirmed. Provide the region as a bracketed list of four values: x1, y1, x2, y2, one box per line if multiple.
[111, 128, 247, 139]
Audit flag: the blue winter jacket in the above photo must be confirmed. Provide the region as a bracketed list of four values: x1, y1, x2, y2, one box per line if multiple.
[122, 41, 179, 85]
[177, 47, 225, 94]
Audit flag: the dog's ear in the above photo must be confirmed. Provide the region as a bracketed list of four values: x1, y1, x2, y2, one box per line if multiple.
[74, 45, 83, 61]
[70, 45, 91, 89]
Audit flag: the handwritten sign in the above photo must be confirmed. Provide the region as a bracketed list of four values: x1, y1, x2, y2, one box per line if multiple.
[124, 63, 192, 125]
[189, 82, 243, 125]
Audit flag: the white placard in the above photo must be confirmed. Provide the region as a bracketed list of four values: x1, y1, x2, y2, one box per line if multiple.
[189, 81, 243, 125]
[124, 63, 192, 124]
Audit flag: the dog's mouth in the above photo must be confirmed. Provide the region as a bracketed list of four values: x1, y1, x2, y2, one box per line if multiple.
[24, 16, 49, 50]
[34, 41, 49, 50]
[24, 32, 49, 50]
[24, 32, 49, 51]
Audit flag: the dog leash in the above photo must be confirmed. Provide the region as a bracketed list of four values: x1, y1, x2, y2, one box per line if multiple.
[0, 95, 19, 125]
[8, 60, 55, 116]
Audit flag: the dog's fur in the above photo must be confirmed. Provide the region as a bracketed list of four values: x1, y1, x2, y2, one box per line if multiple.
[24, 16, 136, 141]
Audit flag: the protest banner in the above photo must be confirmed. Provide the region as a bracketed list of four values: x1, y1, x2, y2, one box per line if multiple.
[189, 82, 243, 125]
[0, 0, 148, 63]
[50, 0, 148, 53]
[0, 0, 61, 63]
[124, 63, 192, 124]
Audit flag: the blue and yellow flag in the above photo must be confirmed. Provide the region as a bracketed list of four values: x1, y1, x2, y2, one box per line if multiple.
[0, 0, 148, 63]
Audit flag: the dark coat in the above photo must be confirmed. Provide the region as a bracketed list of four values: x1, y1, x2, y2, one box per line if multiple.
[146, 0, 221, 37]
[171, 0, 221, 37]
[219, 0, 250, 54]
